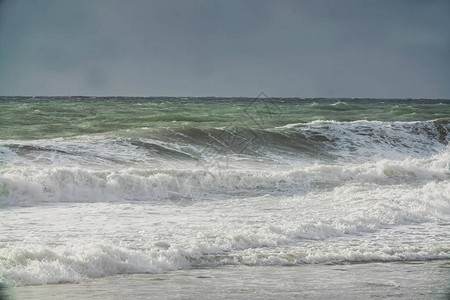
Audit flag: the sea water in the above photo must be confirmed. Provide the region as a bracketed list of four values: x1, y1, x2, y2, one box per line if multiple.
[0, 97, 449, 298]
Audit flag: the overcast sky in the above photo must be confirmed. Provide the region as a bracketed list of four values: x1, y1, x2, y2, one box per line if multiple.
[0, 0, 449, 98]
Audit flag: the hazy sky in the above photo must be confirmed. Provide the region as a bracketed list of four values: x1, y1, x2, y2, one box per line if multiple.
[0, 0, 449, 98]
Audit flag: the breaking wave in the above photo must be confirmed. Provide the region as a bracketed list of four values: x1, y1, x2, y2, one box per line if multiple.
[0, 147, 448, 206]
[0, 120, 448, 166]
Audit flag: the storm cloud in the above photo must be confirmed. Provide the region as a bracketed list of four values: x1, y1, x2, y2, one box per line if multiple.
[0, 0, 449, 97]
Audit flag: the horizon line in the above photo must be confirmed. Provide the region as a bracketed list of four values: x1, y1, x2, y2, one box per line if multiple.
[1, 95, 450, 100]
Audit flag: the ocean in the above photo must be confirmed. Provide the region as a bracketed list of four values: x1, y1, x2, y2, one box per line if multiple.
[0, 96, 449, 299]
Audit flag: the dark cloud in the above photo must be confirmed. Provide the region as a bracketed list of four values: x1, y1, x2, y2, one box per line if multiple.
[0, 0, 449, 97]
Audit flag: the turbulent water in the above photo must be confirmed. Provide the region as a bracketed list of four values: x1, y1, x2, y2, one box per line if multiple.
[0, 97, 449, 287]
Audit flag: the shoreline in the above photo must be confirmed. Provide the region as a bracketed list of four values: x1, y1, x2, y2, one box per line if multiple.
[5, 260, 450, 299]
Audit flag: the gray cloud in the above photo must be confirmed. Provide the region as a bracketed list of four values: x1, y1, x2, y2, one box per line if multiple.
[0, 0, 449, 97]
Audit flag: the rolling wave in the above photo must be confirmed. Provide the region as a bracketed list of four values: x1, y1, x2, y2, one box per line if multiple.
[0, 120, 448, 166]
[1, 148, 448, 206]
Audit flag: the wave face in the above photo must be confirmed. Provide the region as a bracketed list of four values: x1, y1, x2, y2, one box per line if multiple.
[0, 119, 448, 163]
[0, 97, 449, 286]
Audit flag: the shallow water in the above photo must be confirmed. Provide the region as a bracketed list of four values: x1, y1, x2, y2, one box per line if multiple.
[6, 261, 450, 299]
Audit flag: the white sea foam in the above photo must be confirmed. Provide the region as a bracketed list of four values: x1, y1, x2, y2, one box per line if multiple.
[2, 240, 448, 286]
[1, 173, 448, 286]
[0, 147, 448, 206]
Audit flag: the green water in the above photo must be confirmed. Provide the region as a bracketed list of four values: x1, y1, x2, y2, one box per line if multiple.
[0, 97, 449, 140]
